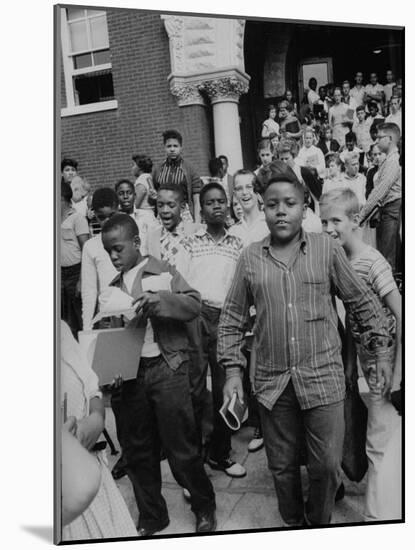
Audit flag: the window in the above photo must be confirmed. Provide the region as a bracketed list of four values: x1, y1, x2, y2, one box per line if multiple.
[60, 7, 117, 116]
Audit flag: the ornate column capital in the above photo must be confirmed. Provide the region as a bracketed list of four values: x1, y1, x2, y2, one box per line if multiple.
[169, 79, 205, 107]
[198, 71, 250, 104]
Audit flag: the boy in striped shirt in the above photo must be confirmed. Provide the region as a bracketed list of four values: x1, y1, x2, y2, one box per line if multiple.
[320, 188, 401, 521]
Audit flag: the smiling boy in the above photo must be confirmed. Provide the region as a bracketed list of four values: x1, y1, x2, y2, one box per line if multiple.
[218, 174, 392, 526]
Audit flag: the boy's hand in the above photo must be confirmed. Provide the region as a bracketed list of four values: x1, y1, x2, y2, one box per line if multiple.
[223, 375, 244, 407]
[76, 412, 104, 451]
[376, 357, 392, 397]
[133, 292, 161, 316]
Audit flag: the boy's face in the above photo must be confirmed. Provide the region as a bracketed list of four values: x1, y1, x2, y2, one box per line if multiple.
[165, 138, 182, 160]
[345, 158, 359, 177]
[304, 132, 314, 148]
[386, 70, 394, 83]
[377, 131, 392, 153]
[369, 105, 378, 117]
[355, 72, 363, 85]
[279, 106, 288, 119]
[62, 165, 77, 183]
[94, 206, 117, 229]
[278, 150, 295, 168]
[325, 128, 333, 140]
[117, 183, 135, 213]
[346, 139, 355, 151]
[342, 83, 350, 97]
[319, 87, 326, 100]
[201, 188, 227, 226]
[234, 174, 256, 213]
[264, 181, 306, 244]
[372, 146, 386, 165]
[102, 226, 141, 273]
[328, 161, 340, 178]
[320, 204, 356, 248]
[370, 73, 378, 85]
[271, 136, 279, 149]
[232, 196, 244, 221]
[357, 109, 365, 122]
[259, 148, 273, 166]
[156, 189, 183, 231]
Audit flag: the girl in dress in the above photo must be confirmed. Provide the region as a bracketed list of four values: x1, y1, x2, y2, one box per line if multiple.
[261, 104, 280, 138]
[329, 87, 350, 147]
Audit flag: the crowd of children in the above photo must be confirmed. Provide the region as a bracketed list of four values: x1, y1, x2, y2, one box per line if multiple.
[60, 68, 403, 540]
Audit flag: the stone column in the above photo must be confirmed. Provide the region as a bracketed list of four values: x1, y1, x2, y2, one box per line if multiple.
[199, 73, 249, 174]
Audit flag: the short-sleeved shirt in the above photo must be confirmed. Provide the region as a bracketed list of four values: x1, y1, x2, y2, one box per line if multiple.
[61, 208, 89, 267]
[350, 86, 366, 107]
[348, 245, 397, 344]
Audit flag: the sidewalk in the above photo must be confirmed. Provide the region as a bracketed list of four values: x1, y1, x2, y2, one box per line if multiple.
[104, 397, 368, 535]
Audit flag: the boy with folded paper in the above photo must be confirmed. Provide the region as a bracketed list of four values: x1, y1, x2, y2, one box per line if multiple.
[99, 212, 216, 535]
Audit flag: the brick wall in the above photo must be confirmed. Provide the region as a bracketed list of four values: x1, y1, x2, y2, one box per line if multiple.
[60, 10, 213, 190]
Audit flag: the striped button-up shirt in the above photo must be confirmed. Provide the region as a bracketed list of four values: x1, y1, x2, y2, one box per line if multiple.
[217, 231, 392, 410]
[157, 157, 188, 201]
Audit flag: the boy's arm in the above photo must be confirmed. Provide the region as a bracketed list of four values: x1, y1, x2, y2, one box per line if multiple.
[359, 158, 400, 224]
[383, 289, 402, 392]
[137, 264, 201, 322]
[330, 241, 393, 394]
[81, 244, 98, 330]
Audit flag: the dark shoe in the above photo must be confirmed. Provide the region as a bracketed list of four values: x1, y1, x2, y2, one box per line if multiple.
[111, 455, 127, 480]
[207, 456, 246, 478]
[195, 510, 217, 533]
[335, 482, 345, 502]
[137, 519, 169, 537]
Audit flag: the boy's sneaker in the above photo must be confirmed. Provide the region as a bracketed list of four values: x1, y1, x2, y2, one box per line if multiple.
[207, 457, 247, 478]
[247, 427, 264, 453]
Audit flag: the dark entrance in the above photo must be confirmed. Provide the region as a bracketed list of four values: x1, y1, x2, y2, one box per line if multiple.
[239, 18, 403, 169]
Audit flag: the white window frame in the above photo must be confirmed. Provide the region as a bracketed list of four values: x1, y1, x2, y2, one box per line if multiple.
[60, 7, 118, 117]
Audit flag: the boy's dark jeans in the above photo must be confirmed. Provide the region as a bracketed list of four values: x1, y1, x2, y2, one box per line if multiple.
[61, 263, 82, 337]
[118, 355, 215, 531]
[377, 198, 401, 274]
[200, 303, 232, 463]
[259, 381, 344, 526]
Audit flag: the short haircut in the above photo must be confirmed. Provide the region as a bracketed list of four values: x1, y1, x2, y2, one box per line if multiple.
[208, 157, 224, 177]
[356, 105, 366, 113]
[345, 131, 357, 143]
[61, 157, 78, 172]
[91, 187, 119, 211]
[308, 77, 317, 86]
[115, 179, 135, 193]
[132, 154, 153, 173]
[61, 180, 73, 203]
[157, 183, 184, 202]
[325, 152, 342, 167]
[218, 154, 229, 164]
[377, 122, 401, 141]
[344, 151, 360, 164]
[342, 80, 350, 86]
[162, 129, 183, 145]
[101, 212, 139, 239]
[276, 138, 299, 158]
[233, 169, 256, 185]
[264, 173, 305, 201]
[368, 101, 379, 112]
[199, 181, 227, 207]
[320, 188, 360, 217]
[257, 138, 272, 152]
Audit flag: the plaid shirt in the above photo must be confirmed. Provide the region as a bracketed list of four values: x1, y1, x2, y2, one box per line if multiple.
[217, 231, 392, 410]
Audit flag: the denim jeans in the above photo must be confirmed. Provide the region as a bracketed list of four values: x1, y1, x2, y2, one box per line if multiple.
[259, 381, 344, 526]
[200, 303, 232, 462]
[376, 198, 401, 274]
[118, 355, 215, 530]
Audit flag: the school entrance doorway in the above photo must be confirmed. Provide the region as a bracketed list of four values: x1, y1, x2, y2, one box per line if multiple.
[239, 19, 403, 169]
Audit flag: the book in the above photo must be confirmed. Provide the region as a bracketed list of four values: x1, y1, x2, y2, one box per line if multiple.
[78, 327, 145, 386]
[219, 392, 248, 431]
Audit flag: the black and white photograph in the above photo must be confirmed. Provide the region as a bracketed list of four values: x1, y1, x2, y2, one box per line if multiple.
[53, 2, 405, 544]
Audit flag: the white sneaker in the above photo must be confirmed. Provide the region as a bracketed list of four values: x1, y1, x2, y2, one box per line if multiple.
[247, 427, 264, 453]
[207, 457, 247, 478]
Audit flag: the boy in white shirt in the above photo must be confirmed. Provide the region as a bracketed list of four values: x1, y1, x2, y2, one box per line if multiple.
[342, 152, 367, 206]
[81, 188, 119, 330]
